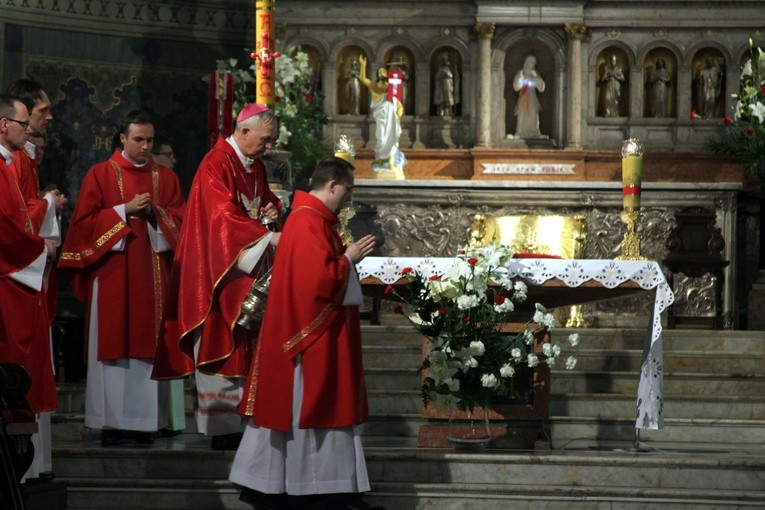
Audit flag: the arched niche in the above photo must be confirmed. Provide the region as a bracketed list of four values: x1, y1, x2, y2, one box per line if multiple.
[336, 46, 369, 116]
[383, 46, 415, 115]
[430, 46, 462, 117]
[691, 48, 726, 118]
[288, 44, 323, 94]
[643, 48, 677, 118]
[503, 39, 555, 139]
[595, 48, 630, 118]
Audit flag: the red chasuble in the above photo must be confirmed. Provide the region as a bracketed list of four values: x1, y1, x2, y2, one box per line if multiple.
[240, 191, 369, 432]
[0, 161, 57, 412]
[153, 137, 280, 380]
[9, 149, 58, 324]
[58, 151, 184, 361]
[8, 150, 47, 231]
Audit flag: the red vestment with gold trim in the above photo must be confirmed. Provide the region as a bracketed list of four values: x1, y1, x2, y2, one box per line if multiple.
[58, 151, 184, 361]
[240, 191, 369, 432]
[153, 138, 280, 379]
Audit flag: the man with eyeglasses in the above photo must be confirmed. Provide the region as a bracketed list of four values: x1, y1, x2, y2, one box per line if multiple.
[0, 94, 56, 487]
[151, 135, 177, 170]
[5, 79, 68, 484]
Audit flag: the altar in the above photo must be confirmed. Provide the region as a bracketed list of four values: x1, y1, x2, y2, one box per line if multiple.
[357, 257, 674, 443]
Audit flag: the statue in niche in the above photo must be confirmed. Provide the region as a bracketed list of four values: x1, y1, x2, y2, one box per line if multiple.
[647, 58, 671, 117]
[512, 55, 546, 138]
[434, 52, 460, 117]
[696, 58, 723, 118]
[345, 58, 362, 115]
[358, 55, 406, 172]
[600, 55, 626, 117]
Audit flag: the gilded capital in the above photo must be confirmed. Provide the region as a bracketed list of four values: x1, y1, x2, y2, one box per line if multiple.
[564, 23, 590, 42]
[472, 22, 495, 40]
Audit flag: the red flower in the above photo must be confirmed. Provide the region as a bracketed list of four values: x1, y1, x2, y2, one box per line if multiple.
[760, 85, 765, 96]
[428, 275, 440, 281]
[384, 285, 393, 295]
[394, 305, 403, 314]
[401, 267, 413, 276]
[304, 92, 314, 102]
[723, 116, 732, 126]
[747, 128, 755, 137]
[462, 315, 470, 323]
[467, 257, 478, 266]
[690, 109, 698, 120]
[438, 307, 447, 315]
[494, 295, 506, 305]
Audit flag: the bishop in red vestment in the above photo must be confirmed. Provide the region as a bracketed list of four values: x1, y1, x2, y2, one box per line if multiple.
[59, 111, 184, 443]
[153, 104, 281, 448]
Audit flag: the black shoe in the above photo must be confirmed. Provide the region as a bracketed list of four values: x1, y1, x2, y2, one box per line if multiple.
[323, 493, 386, 510]
[24, 471, 55, 485]
[101, 429, 155, 447]
[157, 428, 183, 438]
[240, 487, 292, 509]
[211, 432, 243, 451]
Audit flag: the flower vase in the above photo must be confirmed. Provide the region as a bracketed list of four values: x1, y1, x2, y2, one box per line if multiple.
[445, 406, 492, 451]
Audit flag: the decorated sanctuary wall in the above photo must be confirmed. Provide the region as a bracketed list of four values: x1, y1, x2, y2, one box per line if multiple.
[1, 0, 763, 326]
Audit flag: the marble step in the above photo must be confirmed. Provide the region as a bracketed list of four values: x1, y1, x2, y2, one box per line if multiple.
[360, 326, 765, 353]
[53, 440, 765, 509]
[52, 410, 765, 447]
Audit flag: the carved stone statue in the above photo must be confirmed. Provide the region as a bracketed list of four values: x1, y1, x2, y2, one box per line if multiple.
[512, 55, 546, 138]
[600, 55, 626, 117]
[345, 58, 361, 115]
[696, 58, 723, 118]
[434, 52, 459, 117]
[648, 58, 671, 118]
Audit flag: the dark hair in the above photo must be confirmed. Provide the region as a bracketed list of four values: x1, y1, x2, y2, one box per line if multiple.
[151, 134, 172, 154]
[5, 79, 45, 114]
[118, 109, 153, 136]
[309, 157, 354, 191]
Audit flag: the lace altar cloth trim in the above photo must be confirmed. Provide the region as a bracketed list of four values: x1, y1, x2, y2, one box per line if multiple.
[357, 257, 674, 430]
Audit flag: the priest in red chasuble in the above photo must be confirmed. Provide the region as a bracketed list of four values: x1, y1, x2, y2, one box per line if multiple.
[229, 156, 382, 510]
[59, 110, 185, 446]
[4, 79, 66, 481]
[0, 95, 56, 415]
[153, 104, 281, 451]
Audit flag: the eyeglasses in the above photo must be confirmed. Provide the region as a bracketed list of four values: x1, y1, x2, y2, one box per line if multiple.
[5, 118, 30, 130]
[156, 151, 175, 158]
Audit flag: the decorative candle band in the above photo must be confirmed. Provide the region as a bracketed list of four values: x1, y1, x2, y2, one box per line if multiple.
[622, 185, 642, 196]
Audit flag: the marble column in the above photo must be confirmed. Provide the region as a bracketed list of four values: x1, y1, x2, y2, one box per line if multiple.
[473, 22, 495, 148]
[564, 23, 590, 150]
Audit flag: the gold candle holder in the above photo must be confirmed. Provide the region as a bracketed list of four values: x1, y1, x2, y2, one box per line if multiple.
[616, 138, 647, 260]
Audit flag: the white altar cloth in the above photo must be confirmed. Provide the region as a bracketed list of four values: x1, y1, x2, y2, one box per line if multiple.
[356, 257, 675, 430]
